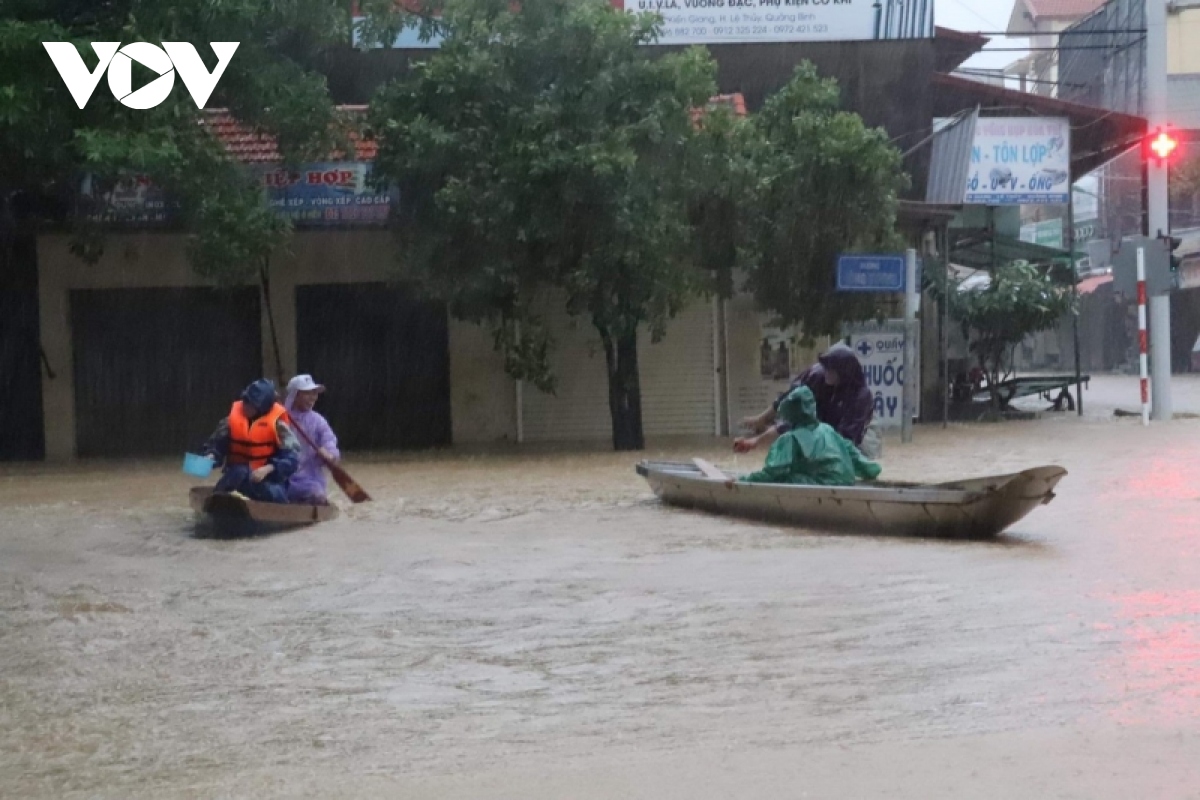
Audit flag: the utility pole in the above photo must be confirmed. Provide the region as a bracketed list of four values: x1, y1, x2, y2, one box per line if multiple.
[1147, 0, 1173, 420]
[902, 248, 918, 444]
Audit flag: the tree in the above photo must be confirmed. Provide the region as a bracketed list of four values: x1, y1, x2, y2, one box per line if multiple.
[744, 64, 907, 339]
[1, 0, 357, 380]
[684, 100, 762, 300]
[368, 0, 716, 451]
[935, 261, 1075, 410]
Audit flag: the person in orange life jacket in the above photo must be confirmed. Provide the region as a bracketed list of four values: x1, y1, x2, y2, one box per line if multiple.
[201, 379, 300, 504]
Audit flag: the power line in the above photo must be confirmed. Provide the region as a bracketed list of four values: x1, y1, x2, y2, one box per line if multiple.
[972, 42, 1145, 51]
[952, 29, 1146, 37]
[942, 0, 1005, 32]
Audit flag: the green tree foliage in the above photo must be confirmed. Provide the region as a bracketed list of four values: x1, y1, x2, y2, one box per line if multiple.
[935, 261, 1075, 409]
[743, 64, 907, 338]
[685, 101, 761, 299]
[368, 0, 715, 450]
[0, 0, 353, 284]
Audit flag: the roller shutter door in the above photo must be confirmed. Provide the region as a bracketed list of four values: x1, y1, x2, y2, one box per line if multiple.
[521, 298, 716, 441]
[70, 287, 262, 457]
[295, 283, 451, 450]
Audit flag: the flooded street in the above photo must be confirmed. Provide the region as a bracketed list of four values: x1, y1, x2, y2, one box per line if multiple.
[3, 375, 1200, 798]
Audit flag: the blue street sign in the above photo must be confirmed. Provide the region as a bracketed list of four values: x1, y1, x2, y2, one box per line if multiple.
[836, 254, 906, 293]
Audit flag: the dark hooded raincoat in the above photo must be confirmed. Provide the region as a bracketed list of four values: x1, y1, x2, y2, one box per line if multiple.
[774, 343, 875, 447]
[744, 386, 881, 486]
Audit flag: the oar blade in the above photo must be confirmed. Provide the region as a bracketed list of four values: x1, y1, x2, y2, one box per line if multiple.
[329, 462, 371, 503]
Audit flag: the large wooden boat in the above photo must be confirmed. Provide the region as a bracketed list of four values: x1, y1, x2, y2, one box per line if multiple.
[636, 461, 1066, 539]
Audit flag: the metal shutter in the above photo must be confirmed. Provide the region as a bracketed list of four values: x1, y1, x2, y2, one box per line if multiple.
[640, 301, 718, 436]
[70, 287, 263, 457]
[521, 297, 717, 442]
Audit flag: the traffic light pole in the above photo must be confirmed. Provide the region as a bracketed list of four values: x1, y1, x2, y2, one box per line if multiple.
[1147, 0, 1173, 421]
[1067, 195, 1083, 416]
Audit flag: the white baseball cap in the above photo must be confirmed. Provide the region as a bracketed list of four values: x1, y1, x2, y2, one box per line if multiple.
[286, 374, 325, 394]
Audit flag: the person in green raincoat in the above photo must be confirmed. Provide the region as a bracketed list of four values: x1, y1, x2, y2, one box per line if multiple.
[740, 386, 882, 486]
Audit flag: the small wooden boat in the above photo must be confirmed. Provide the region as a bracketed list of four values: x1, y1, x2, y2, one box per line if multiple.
[189, 487, 338, 534]
[636, 461, 1066, 539]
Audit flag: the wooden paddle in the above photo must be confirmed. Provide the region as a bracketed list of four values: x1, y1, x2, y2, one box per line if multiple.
[290, 421, 371, 503]
[693, 458, 729, 481]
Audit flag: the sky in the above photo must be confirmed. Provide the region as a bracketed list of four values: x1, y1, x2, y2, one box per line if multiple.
[935, 0, 1030, 71]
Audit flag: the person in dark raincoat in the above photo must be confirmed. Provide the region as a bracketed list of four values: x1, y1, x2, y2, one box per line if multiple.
[740, 386, 881, 486]
[202, 379, 300, 504]
[737, 342, 878, 457]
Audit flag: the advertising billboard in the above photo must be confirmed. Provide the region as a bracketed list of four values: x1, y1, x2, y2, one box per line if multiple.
[352, 0, 934, 48]
[963, 117, 1072, 206]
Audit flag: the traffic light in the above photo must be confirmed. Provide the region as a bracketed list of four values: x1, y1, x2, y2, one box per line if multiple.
[1145, 127, 1181, 165]
[1166, 234, 1183, 290]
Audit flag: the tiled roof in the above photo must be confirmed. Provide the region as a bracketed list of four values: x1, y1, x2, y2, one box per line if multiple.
[691, 93, 749, 124]
[209, 95, 746, 163]
[1021, 0, 1105, 19]
[708, 93, 747, 116]
[203, 106, 378, 164]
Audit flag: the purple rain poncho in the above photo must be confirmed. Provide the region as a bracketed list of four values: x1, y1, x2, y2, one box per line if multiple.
[283, 386, 341, 505]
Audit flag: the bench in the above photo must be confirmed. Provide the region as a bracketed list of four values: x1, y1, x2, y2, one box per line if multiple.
[971, 375, 1091, 412]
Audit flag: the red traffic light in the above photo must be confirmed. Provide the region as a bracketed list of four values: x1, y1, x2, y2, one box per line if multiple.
[1146, 128, 1180, 163]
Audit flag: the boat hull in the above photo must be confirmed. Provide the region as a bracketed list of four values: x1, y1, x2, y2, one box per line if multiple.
[189, 487, 338, 534]
[636, 462, 1065, 539]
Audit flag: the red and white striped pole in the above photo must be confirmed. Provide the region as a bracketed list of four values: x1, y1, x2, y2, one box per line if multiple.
[1138, 246, 1150, 427]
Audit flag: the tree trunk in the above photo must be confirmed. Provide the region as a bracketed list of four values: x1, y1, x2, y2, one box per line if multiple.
[259, 259, 286, 388]
[600, 327, 645, 452]
[982, 350, 1003, 411]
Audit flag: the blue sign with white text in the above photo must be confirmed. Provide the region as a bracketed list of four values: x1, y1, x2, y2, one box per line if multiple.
[255, 162, 397, 227]
[837, 254, 906, 293]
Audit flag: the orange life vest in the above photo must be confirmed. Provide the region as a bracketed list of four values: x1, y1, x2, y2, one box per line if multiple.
[227, 401, 288, 469]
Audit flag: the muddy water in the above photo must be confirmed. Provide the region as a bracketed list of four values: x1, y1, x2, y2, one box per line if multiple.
[3, 377, 1200, 798]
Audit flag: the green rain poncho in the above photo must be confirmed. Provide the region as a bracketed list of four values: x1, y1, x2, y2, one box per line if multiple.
[742, 386, 882, 486]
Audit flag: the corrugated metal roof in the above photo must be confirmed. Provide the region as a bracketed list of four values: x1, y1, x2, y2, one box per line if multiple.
[926, 107, 978, 205]
[1077, 273, 1113, 294]
[1023, 0, 1106, 19]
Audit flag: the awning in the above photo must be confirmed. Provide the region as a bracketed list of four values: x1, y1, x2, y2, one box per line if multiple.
[1077, 274, 1113, 295]
[928, 73, 1147, 179]
[925, 108, 978, 205]
[949, 231, 1081, 283]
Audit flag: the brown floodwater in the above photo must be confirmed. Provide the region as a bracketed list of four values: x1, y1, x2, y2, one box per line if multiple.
[2, 375, 1199, 798]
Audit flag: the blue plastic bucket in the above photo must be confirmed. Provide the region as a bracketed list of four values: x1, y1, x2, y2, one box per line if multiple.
[182, 452, 214, 478]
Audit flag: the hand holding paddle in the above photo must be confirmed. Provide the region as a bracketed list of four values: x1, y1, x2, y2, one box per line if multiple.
[290, 422, 371, 504]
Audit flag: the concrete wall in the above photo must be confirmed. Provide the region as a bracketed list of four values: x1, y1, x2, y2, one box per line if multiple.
[37, 230, 516, 459]
[1169, 9, 1200, 74]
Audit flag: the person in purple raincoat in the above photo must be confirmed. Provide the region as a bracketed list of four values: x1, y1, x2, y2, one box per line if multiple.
[735, 343, 880, 458]
[283, 374, 341, 505]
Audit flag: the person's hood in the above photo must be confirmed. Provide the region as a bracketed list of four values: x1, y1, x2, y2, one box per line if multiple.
[284, 374, 324, 415]
[241, 379, 278, 418]
[777, 386, 820, 430]
[818, 343, 866, 390]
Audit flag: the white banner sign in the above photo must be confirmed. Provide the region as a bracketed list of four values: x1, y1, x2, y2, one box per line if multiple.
[354, 0, 933, 48]
[616, 0, 934, 45]
[964, 117, 1071, 206]
[845, 321, 918, 429]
